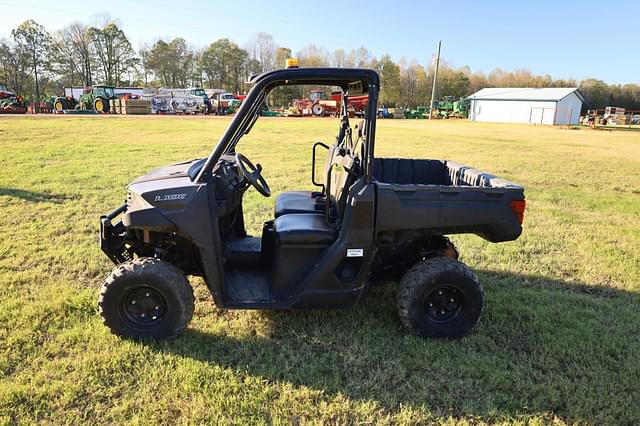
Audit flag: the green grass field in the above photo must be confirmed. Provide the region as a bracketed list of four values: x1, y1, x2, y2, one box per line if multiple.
[1, 116, 639, 425]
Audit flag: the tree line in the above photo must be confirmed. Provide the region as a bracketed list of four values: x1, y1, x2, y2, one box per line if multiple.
[1, 18, 639, 111]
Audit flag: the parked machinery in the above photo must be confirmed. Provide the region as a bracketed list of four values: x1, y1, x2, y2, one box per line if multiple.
[52, 95, 77, 112]
[288, 89, 338, 116]
[287, 89, 369, 117]
[332, 91, 369, 117]
[52, 85, 116, 113]
[377, 107, 393, 118]
[214, 92, 242, 114]
[603, 106, 628, 125]
[452, 98, 470, 118]
[0, 95, 27, 114]
[0, 83, 14, 99]
[0, 84, 27, 114]
[433, 96, 470, 119]
[206, 90, 242, 115]
[581, 109, 597, 126]
[79, 85, 116, 112]
[188, 87, 212, 113]
[144, 88, 206, 115]
[405, 106, 429, 119]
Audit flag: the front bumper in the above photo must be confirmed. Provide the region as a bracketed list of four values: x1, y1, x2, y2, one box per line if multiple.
[100, 203, 129, 264]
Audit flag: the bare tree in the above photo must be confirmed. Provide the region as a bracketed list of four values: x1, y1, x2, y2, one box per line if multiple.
[246, 32, 276, 72]
[0, 38, 31, 95]
[69, 23, 94, 85]
[352, 46, 371, 67]
[89, 21, 138, 85]
[297, 44, 329, 67]
[11, 20, 51, 99]
[331, 49, 347, 67]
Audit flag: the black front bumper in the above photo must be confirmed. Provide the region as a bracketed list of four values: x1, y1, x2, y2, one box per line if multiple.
[100, 204, 129, 264]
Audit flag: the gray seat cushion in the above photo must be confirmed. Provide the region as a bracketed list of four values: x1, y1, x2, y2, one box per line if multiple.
[274, 191, 320, 217]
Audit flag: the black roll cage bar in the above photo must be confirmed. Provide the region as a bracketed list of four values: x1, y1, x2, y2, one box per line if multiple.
[195, 67, 380, 183]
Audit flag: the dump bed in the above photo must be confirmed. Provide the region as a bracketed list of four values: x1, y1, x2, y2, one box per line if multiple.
[373, 158, 525, 242]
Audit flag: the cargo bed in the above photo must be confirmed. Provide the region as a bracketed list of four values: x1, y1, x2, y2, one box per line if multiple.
[373, 158, 525, 242]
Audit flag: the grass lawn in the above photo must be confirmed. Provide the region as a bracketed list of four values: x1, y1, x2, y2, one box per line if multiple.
[1, 116, 639, 425]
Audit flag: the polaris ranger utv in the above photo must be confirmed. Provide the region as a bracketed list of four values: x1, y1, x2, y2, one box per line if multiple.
[99, 67, 526, 340]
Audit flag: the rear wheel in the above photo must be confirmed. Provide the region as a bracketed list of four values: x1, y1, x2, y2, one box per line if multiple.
[312, 103, 324, 116]
[54, 99, 64, 111]
[94, 97, 106, 112]
[99, 258, 195, 339]
[397, 257, 484, 338]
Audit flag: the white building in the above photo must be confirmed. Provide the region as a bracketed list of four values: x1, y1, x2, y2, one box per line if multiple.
[467, 87, 585, 125]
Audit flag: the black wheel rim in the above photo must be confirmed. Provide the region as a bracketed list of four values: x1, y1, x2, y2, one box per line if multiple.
[423, 285, 465, 323]
[120, 286, 167, 328]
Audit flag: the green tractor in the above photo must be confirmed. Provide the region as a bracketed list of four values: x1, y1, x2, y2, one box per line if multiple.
[404, 105, 429, 119]
[452, 98, 470, 118]
[435, 96, 470, 119]
[79, 85, 116, 113]
[436, 96, 455, 118]
[51, 95, 77, 112]
[52, 85, 116, 113]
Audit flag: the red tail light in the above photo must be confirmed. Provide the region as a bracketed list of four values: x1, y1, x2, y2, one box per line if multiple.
[511, 200, 526, 224]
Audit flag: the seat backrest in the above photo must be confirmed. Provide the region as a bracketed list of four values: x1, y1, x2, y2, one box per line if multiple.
[319, 115, 350, 189]
[328, 153, 357, 220]
[325, 119, 363, 221]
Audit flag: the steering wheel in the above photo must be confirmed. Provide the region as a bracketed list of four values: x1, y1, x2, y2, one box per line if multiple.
[235, 152, 271, 197]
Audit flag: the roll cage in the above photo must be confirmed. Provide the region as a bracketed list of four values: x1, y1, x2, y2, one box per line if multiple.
[195, 67, 380, 183]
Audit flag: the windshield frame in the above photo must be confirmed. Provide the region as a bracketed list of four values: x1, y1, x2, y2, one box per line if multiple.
[195, 67, 379, 183]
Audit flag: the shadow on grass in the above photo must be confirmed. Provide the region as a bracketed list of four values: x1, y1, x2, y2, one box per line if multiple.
[0, 187, 69, 203]
[149, 270, 640, 423]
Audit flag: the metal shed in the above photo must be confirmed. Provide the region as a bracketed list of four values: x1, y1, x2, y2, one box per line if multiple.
[467, 87, 585, 125]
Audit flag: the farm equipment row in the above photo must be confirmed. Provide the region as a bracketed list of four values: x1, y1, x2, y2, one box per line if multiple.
[0, 83, 247, 116]
[581, 107, 640, 127]
[3, 81, 471, 120]
[376, 98, 470, 120]
[284, 90, 369, 117]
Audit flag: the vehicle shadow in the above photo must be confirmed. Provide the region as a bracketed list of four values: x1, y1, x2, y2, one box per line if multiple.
[148, 270, 640, 423]
[0, 187, 69, 203]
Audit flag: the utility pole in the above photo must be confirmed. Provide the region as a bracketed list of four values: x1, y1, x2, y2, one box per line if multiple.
[429, 40, 442, 120]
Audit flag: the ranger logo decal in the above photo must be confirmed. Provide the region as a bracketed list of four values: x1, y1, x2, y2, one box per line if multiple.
[154, 193, 187, 202]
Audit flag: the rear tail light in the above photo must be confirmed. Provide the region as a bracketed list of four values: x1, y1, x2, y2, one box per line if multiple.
[511, 199, 526, 224]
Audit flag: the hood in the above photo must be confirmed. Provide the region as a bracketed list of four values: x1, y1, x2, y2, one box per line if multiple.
[130, 158, 205, 185]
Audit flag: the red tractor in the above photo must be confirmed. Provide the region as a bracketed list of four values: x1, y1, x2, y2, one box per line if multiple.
[291, 89, 339, 116]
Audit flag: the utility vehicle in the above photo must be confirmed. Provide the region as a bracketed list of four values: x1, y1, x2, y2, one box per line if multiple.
[99, 67, 526, 340]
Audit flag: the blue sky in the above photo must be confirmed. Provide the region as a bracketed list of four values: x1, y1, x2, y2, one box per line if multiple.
[1, 0, 636, 84]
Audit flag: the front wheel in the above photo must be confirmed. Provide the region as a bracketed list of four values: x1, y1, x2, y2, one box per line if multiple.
[397, 257, 484, 338]
[99, 258, 195, 339]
